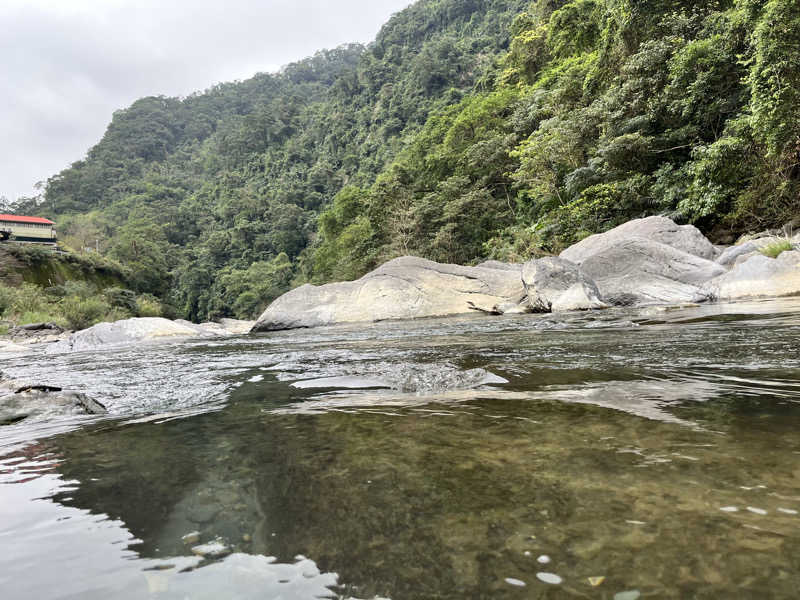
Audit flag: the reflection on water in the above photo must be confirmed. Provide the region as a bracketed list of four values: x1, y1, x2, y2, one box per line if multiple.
[1, 299, 800, 598]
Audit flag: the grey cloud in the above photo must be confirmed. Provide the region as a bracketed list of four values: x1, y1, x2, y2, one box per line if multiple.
[0, 0, 411, 201]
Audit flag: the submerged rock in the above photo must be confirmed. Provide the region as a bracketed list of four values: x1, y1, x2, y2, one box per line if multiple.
[704, 251, 800, 301]
[191, 539, 231, 559]
[522, 256, 608, 312]
[0, 374, 106, 425]
[252, 256, 525, 331]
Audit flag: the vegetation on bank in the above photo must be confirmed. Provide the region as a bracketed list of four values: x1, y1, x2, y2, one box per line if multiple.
[0, 244, 164, 332]
[9, 0, 800, 321]
[0, 281, 166, 332]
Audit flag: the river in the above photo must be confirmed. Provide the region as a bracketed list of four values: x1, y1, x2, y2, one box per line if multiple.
[2, 298, 800, 599]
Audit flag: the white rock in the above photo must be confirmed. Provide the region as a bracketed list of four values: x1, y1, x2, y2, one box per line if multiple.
[536, 572, 563, 585]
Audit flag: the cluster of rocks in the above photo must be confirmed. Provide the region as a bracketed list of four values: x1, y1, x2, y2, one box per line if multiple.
[252, 216, 799, 331]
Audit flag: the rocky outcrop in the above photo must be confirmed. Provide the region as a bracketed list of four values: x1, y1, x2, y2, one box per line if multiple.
[0, 374, 106, 425]
[47, 317, 254, 353]
[521, 257, 608, 312]
[578, 238, 726, 305]
[704, 251, 800, 300]
[249, 217, 797, 331]
[560, 216, 717, 264]
[252, 256, 526, 331]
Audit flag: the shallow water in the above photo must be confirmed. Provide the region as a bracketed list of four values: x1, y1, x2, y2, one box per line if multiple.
[2, 299, 800, 599]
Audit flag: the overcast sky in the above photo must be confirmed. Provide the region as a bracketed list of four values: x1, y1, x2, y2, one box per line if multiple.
[0, 0, 411, 202]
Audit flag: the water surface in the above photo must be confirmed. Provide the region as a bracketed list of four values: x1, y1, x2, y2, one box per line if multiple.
[2, 299, 800, 599]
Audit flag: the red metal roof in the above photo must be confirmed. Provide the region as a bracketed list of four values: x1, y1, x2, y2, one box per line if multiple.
[0, 214, 55, 225]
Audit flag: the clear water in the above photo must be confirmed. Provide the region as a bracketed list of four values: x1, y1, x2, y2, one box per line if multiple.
[2, 299, 800, 599]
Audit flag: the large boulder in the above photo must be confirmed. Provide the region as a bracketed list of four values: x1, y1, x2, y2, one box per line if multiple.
[560, 216, 717, 264]
[521, 257, 608, 312]
[252, 256, 526, 331]
[704, 251, 800, 300]
[578, 238, 726, 305]
[47, 317, 219, 353]
[0, 375, 106, 425]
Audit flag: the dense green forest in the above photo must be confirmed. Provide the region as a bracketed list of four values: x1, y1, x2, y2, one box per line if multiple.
[14, 0, 800, 322]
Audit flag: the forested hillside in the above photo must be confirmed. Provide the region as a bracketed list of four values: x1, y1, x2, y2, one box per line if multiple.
[17, 0, 800, 321]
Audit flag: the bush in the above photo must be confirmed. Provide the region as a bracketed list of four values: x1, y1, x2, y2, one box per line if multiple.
[63, 280, 95, 299]
[0, 283, 48, 316]
[104, 287, 137, 313]
[60, 296, 111, 331]
[759, 239, 793, 259]
[135, 295, 163, 318]
[18, 310, 64, 327]
[0, 285, 14, 316]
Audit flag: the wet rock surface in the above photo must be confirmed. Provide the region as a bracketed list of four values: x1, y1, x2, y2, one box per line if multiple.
[0, 373, 106, 425]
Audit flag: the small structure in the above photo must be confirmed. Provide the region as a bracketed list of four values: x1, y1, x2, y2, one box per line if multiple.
[0, 214, 57, 244]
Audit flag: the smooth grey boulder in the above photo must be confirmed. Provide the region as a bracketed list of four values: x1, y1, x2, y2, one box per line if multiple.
[0, 375, 106, 425]
[216, 318, 255, 334]
[579, 238, 726, 305]
[560, 216, 717, 264]
[521, 257, 608, 312]
[48, 317, 219, 353]
[704, 251, 800, 300]
[252, 256, 526, 331]
[46, 317, 256, 354]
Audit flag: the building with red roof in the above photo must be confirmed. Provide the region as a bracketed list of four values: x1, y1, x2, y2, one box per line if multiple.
[0, 214, 57, 243]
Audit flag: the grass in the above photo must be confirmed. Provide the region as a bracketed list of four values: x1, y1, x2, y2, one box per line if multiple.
[759, 239, 794, 259]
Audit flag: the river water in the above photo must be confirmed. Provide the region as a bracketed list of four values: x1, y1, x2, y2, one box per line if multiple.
[2, 299, 800, 599]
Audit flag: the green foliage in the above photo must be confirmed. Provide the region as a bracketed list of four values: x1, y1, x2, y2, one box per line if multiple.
[135, 295, 164, 318]
[759, 239, 793, 258]
[104, 287, 138, 313]
[748, 0, 800, 157]
[60, 296, 111, 331]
